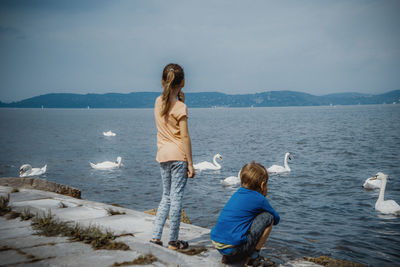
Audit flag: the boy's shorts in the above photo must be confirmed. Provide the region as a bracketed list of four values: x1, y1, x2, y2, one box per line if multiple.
[219, 212, 274, 261]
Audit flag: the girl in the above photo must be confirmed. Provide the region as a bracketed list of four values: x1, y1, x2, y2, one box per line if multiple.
[151, 63, 195, 250]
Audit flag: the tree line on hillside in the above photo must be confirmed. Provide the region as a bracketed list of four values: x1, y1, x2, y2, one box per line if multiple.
[1, 90, 399, 108]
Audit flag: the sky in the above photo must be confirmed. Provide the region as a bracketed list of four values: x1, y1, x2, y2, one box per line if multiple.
[0, 0, 399, 102]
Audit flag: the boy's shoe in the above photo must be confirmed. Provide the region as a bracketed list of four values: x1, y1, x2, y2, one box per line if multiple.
[221, 255, 233, 264]
[245, 256, 275, 267]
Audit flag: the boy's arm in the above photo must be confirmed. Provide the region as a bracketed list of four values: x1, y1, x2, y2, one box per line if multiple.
[263, 199, 280, 225]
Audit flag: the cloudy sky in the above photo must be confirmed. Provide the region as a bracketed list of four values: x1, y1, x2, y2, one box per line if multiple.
[0, 0, 399, 102]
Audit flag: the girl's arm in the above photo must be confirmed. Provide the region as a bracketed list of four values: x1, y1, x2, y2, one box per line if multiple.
[179, 117, 195, 178]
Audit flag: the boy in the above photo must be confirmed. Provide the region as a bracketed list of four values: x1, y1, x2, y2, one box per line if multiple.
[211, 162, 280, 266]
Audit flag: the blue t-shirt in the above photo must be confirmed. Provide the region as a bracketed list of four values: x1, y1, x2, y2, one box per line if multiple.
[211, 187, 280, 246]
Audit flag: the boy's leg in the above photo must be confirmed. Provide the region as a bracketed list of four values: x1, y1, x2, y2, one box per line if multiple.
[244, 224, 273, 266]
[255, 223, 273, 251]
[244, 212, 274, 266]
[152, 162, 172, 240]
[168, 161, 188, 243]
[225, 212, 274, 263]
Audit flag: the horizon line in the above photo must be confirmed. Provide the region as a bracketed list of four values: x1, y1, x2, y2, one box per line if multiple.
[2, 88, 399, 104]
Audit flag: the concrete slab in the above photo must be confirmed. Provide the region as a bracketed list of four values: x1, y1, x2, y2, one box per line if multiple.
[0, 185, 325, 267]
[9, 190, 53, 203]
[42, 249, 162, 267]
[0, 225, 36, 240]
[1, 235, 69, 250]
[0, 217, 31, 231]
[73, 214, 150, 237]
[24, 241, 93, 259]
[11, 198, 62, 211]
[51, 205, 108, 222]
[0, 249, 28, 266]
[13, 261, 51, 267]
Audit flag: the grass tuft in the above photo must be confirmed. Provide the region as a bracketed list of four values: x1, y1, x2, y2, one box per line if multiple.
[178, 246, 207, 255]
[31, 211, 130, 250]
[106, 208, 126, 216]
[11, 187, 19, 193]
[0, 194, 11, 216]
[20, 208, 33, 221]
[112, 254, 157, 266]
[31, 211, 74, 237]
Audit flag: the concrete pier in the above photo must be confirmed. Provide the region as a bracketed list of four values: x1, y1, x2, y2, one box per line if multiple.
[0, 183, 321, 267]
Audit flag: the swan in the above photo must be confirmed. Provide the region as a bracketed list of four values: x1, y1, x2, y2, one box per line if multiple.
[19, 164, 47, 177]
[194, 154, 223, 171]
[90, 157, 122, 170]
[103, 131, 116, 137]
[221, 171, 241, 186]
[372, 173, 400, 215]
[363, 172, 383, 189]
[267, 152, 292, 174]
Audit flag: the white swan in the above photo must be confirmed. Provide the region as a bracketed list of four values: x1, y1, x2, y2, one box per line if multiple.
[19, 164, 47, 177]
[372, 173, 400, 215]
[194, 154, 223, 171]
[267, 152, 292, 174]
[221, 171, 241, 186]
[90, 157, 122, 170]
[363, 172, 383, 189]
[103, 131, 116, 137]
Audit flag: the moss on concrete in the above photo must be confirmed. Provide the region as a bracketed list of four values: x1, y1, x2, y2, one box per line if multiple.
[0, 194, 11, 216]
[112, 254, 157, 266]
[31, 211, 130, 251]
[304, 256, 367, 267]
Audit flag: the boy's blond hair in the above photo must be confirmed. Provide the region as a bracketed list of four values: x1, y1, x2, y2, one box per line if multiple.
[240, 161, 269, 192]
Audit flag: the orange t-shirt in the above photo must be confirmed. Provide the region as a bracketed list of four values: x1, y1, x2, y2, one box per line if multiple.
[154, 96, 188, 163]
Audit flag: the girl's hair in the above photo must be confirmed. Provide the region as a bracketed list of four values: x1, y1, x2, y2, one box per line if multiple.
[240, 161, 269, 192]
[160, 63, 185, 117]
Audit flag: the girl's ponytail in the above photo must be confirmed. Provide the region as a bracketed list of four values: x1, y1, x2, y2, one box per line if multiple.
[160, 64, 184, 117]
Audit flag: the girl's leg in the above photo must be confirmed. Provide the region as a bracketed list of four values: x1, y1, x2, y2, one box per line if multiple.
[168, 161, 188, 242]
[152, 162, 172, 240]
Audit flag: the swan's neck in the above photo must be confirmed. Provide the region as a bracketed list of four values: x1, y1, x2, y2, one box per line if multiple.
[377, 178, 387, 203]
[284, 154, 290, 171]
[213, 155, 221, 168]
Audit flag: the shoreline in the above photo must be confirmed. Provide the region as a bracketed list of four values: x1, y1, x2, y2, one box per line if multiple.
[0, 178, 365, 266]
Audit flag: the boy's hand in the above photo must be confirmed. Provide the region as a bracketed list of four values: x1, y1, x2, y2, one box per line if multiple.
[187, 164, 195, 178]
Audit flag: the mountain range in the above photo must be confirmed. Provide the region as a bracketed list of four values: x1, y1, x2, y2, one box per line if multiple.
[1, 90, 399, 108]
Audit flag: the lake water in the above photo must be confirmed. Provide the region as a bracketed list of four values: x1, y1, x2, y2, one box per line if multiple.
[1, 105, 399, 266]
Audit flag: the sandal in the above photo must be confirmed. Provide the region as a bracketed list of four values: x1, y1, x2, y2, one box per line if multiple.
[150, 239, 163, 246]
[246, 256, 275, 267]
[168, 240, 189, 250]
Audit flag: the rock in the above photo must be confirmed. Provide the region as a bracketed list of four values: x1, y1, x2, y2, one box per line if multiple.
[303, 256, 367, 267]
[0, 178, 81, 199]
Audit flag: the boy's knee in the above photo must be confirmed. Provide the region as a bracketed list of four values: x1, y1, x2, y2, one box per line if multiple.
[254, 212, 274, 228]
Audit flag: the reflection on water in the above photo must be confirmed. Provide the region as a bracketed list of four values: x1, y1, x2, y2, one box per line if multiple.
[0, 105, 400, 265]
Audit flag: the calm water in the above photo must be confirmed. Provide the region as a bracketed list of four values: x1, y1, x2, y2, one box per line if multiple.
[1, 105, 399, 266]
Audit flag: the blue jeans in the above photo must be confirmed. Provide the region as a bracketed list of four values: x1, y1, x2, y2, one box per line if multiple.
[219, 212, 274, 260]
[152, 161, 188, 241]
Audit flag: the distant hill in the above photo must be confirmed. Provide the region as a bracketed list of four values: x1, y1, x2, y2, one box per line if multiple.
[1, 90, 399, 108]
